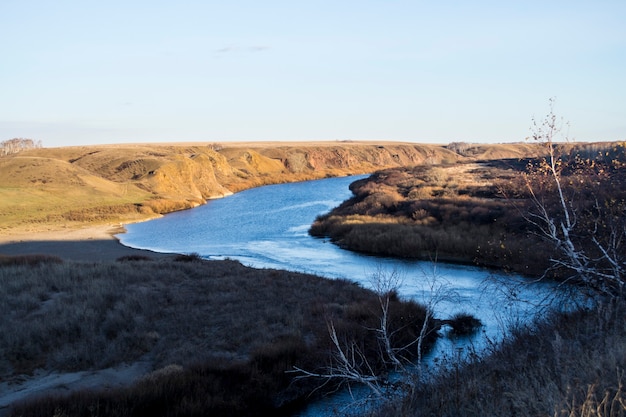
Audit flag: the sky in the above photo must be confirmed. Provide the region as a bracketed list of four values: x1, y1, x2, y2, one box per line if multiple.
[1, 1, 625, 147]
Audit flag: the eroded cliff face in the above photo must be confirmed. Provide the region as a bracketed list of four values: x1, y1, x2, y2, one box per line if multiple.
[0, 141, 540, 230]
[258, 143, 457, 173]
[142, 153, 232, 203]
[125, 143, 461, 202]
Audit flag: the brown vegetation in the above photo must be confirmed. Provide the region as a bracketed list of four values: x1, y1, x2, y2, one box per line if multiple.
[310, 160, 552, 275]
[1, 256, 435, 416]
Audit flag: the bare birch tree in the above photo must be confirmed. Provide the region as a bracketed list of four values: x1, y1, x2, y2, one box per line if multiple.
[524, 99, 625, 299]
[1, 138, 42, 156]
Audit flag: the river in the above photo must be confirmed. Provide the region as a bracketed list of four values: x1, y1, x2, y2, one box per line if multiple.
[117, 175, 559, 414]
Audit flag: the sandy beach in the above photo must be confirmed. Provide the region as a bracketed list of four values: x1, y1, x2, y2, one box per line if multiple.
[0, 224, 173, 262]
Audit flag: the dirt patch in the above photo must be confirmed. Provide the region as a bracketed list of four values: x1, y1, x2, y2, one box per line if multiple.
[0, 361, 153, 416]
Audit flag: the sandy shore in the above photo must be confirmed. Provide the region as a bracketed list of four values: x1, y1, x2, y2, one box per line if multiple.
[0, 224, 173, 262]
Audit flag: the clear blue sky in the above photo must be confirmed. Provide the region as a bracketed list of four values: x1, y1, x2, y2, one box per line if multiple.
[1, 1, 625, 147]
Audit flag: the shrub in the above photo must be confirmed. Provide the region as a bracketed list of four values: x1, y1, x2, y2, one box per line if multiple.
[173, 252, 202, 262]
[446, 313, 482, 336]
[116, 255, 153, 262]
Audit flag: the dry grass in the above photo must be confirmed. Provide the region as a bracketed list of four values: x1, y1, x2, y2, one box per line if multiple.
[1, 256, 433, 416]
[0, 155, 155, 233]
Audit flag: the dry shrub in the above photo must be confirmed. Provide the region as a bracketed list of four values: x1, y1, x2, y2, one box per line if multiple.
[173, 252, 202, 262]
[558, 378, 626, 417]
[116, 255, 153, 262]
[445, 312, 483, 336]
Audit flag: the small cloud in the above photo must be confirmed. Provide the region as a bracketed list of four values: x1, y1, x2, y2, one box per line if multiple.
[215, 45, 270, 54]
[248, 46, 270, 52]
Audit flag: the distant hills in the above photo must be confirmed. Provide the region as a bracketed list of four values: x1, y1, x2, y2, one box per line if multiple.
[0, 140, 609, 234]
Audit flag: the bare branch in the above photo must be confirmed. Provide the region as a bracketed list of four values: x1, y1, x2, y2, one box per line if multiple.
[290, 320, 383, 396]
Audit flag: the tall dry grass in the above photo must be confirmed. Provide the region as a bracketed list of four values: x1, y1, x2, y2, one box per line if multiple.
[2, 256, 433, 416]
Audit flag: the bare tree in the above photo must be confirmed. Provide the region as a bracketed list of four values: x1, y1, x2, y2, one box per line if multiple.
[291, 265, 459, 397]
[446, 141, 473, 156]
[207, 143, 223, 151]
[524, 99, 625, 298]
[369, 265, 461, 380]
[1, 138, 42, 156]
[369, 267, 406, 371]
[291, 320, 384, 397]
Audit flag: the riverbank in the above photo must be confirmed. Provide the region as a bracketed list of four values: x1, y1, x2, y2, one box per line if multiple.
[309, 161, 552, 276]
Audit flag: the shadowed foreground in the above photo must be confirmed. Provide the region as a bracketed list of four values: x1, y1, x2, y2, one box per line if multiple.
[0, 239, 170, 263]
[0, 254, 434, 416]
